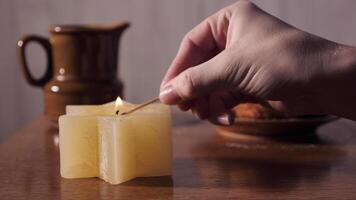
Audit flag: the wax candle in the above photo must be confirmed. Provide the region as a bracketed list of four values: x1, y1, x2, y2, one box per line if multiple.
[98, 104, 172, 184]
[58, 98, 172, 184]
[59, 102, 117, 178]
[65, 101, 115, 115]
[59, 115, 99, 178]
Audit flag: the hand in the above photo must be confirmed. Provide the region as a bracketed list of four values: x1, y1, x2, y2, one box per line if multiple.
[159, 0, 356, 124]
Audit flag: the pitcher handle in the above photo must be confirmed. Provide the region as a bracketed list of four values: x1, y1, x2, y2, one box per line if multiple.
[17, 35, 53, 87]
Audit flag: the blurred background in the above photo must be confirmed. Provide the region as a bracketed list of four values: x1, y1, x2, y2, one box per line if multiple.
[1, 0, 356, 141]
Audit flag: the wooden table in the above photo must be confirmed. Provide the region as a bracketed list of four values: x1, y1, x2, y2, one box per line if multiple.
[1, 115, 356, 200]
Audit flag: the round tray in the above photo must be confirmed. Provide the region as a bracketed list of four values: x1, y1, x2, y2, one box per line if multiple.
[216, 115, 337, 138]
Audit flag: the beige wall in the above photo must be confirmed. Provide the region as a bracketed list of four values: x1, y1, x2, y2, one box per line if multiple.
[1, 0, 356, 141]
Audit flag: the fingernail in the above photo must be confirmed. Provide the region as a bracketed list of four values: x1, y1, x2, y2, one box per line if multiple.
[191, 109, 199, 119]
[159, 85, 181, 105]
[217, 113, 233, 126]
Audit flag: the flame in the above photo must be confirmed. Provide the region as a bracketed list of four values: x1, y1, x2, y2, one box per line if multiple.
[115, 96, 124, 110]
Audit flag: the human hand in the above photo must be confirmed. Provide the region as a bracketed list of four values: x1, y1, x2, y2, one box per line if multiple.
[159, 0, 356, 124]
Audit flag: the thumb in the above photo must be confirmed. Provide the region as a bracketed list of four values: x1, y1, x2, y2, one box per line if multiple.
[159, 50, 233, 105]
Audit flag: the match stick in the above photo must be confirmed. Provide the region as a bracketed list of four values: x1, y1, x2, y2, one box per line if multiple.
[120, 97, 160, 115]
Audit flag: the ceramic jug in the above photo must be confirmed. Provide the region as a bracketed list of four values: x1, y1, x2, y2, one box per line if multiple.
[17, 22, 129, 120]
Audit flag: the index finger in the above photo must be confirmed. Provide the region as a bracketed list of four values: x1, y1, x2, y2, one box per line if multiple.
[160, 7, 231, 89]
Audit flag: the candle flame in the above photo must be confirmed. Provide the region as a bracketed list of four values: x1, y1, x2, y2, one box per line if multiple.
[115, 96, 124, 110]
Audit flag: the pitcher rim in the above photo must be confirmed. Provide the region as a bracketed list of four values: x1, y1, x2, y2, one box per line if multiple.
[49, 21, 129, 34]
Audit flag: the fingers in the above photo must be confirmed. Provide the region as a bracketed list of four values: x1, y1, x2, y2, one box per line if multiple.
[191, 97, 210, 120]
[207, 94, 235, 126]
[177, 101, 193, 111]
[160, 5, 234, 125]
[160, 49, 233, 104]
[186, 92, 240, 126]
[160, 6, 231, 89]
[210, 111, 235, 126]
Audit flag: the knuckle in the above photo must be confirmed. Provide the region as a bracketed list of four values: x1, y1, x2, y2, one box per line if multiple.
[182, 32, 193, 44]
[179, 68, 198, 100]
[234, 0, 255, 9]
[230, 0, 258, 18]
[180, 33, 193, 49]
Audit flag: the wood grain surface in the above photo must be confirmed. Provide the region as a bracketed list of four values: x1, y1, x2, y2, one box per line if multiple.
[1, 115, 356, 200]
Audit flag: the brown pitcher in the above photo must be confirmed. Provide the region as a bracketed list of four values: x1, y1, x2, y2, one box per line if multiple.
[17, 22, 129, 120]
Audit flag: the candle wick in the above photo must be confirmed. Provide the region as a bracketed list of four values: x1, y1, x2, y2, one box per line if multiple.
[115, 110, 120, 115]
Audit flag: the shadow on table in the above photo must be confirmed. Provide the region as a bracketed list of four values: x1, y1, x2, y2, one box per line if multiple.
[121, 176, 173, 187]
[179, 129, 347, 192]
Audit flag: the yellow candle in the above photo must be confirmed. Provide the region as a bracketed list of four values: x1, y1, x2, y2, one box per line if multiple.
[59, 115, 99, 178]
[65, 101, 115, 115]
[58, 98, 172, 184]
[98, 104, 172, 184]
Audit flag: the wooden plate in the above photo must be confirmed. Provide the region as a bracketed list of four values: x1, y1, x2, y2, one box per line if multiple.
[216, 115, 337, 137]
